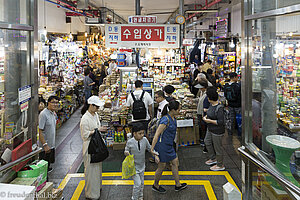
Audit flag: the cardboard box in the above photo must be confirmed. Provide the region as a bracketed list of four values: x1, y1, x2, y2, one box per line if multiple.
[10, 177, 38, 186]
[177, 127, 197, 146]
[177, 119, 194, 128]
[113, 142, 126, 150]
[18, 160, 48, 188]
[36, 182, 53, 200]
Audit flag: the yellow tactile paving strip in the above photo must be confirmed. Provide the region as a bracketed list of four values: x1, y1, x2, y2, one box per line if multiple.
[58, 171, 241, 200]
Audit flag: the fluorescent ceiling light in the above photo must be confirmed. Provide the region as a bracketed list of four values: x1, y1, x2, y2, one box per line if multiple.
[185, 10, 218, 13]
[85, 24, 105, 26]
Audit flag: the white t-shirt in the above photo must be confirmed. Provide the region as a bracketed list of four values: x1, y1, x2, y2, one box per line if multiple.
[157, 99, 168, 119]
[126, 90, 153, 121]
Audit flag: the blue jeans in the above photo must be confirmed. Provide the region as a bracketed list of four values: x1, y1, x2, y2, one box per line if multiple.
[84, 90, 92, 102]
[228, 107, 241, 135]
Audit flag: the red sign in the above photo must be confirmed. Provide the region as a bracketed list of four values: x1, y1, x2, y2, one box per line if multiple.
[119, 49, 133, 52]
[121, 26, 164, 41]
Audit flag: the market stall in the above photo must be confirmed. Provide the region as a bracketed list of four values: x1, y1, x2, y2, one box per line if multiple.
[39, 34, 85, 128]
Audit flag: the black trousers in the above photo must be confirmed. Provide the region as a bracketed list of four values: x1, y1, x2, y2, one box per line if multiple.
[39, 148, 55, 168]
[197, 114, 207, 141]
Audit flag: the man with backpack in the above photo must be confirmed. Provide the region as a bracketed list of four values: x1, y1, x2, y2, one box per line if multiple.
[224, 72, 241, 135]
[126, 80, 153, 131]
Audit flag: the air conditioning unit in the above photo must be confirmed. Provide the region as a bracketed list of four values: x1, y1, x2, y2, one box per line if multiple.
[85, 17, 102, 24]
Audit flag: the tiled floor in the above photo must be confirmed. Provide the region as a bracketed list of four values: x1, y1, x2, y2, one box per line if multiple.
[49, 109, 243, 199]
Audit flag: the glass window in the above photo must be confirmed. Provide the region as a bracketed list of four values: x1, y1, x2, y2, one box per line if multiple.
[247, 12, 300, 188]
[278, 0, 300, 9]
[249, 160, 294, 199]
[0, 0, 30, 25]
[246, 0, 300, 15]
[0, 29, 31, 148]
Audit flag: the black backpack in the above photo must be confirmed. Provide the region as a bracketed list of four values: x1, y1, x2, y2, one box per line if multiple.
[131, 91, 147, 120]
[224, 83, 238, 102]
[88, 129, 109, 163]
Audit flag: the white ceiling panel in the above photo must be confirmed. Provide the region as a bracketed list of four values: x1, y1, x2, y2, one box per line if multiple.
[90, 0, 208, 24]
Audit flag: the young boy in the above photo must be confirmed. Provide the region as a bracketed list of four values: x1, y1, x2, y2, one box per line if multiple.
[125, 122, 151, 200]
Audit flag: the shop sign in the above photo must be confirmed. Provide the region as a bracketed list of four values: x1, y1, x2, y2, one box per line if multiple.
[227, 56, 235, 61]
[216, 18, 227, 39]
[18, 85, 31, 105]
[105, 24, 179, 48]
[20, 101, 29, 112]
[119, 49, 133, 52]
[128, 16, 157, 24]
[140, 78, 154, 82]
[182, 38, 194, 46]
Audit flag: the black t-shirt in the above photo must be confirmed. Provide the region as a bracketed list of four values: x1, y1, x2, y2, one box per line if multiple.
[207, 104, 225, 134]
[224, 82, 241, 108]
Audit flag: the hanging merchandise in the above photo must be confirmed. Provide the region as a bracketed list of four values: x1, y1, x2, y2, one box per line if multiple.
[38, 34, 86, 128]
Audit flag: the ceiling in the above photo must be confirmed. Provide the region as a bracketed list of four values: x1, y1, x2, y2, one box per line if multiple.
[89, 0, 213, 24]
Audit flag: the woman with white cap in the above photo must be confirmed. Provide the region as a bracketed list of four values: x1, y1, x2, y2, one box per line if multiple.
[80, 96, 107, 199]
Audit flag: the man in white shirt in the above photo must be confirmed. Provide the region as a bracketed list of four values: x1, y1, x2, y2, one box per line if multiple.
[155, 90, 168, 119]
[126, 80, 153, 130]
[108, 60, 117, 75]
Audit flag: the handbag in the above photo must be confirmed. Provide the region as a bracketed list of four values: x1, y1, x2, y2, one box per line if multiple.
[39, 148, 55, 164]
[88, 129, 109, 163]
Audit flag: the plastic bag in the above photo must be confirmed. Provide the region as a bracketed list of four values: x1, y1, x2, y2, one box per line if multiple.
[122, 154, 136, 179]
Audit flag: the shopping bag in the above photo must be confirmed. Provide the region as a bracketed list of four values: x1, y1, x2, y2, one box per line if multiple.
[122, 154, 136, 179]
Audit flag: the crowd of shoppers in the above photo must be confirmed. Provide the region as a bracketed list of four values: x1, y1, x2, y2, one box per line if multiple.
[39, 55, 241, 199]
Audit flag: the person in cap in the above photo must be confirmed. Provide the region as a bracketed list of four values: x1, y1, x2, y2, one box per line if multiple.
[80, 96, 107, 199]
[163, 85, 175, 102]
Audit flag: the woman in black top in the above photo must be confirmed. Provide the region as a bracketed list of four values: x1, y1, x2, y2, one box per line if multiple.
[202, 87, 225, 171]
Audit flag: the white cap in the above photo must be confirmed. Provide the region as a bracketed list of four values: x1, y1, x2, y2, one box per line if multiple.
[87, 96, 102, 107]
[194, 84, 204, 89]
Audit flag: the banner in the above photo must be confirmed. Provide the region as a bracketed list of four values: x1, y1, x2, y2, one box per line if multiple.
[105, 24, 180, 48]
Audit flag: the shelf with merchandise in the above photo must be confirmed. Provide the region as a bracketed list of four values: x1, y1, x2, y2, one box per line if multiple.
[274, 40, 300, 130]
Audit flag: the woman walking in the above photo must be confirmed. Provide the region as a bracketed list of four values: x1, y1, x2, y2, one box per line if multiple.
[80, 96, 107, 199]
[150, 100, 187, 193]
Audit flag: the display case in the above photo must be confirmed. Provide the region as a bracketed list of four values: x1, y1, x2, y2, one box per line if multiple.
[118, 66, 138, 92]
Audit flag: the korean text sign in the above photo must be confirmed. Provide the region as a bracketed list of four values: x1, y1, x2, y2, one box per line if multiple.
[105, 24, 179, 48]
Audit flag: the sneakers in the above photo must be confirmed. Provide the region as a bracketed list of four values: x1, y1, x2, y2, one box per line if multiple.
[202, 147, 208, 154]
[48, 167, 53, 173]
[200, 140, 205, 147]
[152, 183, 188, 193]
[205, 159, 217, 166]
[210, 165, 225, 171]
[152, 185, 166, 194]
[175, 183, 187, 192]
[149, 157, 155, 163]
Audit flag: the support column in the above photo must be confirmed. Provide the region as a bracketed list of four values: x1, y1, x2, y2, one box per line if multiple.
[179, 0, 184, 56]
[135, 0, 141, 68]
